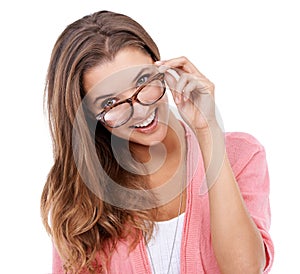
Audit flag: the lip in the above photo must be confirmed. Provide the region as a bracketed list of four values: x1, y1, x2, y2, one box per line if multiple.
[129, 108, 158, 134]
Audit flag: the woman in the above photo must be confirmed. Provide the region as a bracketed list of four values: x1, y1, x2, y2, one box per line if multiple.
[41, 10, 274, 273]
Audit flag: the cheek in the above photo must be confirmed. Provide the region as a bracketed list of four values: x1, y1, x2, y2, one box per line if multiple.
[161, 93, 169, 103]
[157, 96, 170, 117]
[108, 126, 133, 141]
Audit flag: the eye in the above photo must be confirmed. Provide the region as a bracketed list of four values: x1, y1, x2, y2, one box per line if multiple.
[101, 97, 118, 109]
[136, 74, 151, 87]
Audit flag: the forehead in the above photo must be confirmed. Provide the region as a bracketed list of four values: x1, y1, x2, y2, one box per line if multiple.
[83, 48, 154, 93]
[86, 64, 158, 97]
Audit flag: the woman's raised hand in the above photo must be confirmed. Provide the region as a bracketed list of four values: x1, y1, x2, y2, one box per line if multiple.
[156, 57, 217, 131]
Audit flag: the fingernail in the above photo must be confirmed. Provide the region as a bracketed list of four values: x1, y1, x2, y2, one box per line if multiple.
[157, 65, 169, 73]
[155, 61, 165, 65]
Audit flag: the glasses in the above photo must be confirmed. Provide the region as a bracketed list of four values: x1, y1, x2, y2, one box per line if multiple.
[96, 72, 165, 128]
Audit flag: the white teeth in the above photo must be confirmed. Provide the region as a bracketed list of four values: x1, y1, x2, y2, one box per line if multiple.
[134, 111, 156, 128]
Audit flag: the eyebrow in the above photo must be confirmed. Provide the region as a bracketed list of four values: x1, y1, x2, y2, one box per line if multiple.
[132, 67, 151, 83]
[93, 93, 115, 104]
[93, 67, 153, 105]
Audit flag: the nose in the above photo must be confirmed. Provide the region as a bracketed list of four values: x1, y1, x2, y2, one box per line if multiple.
[131, 101, 151, 120]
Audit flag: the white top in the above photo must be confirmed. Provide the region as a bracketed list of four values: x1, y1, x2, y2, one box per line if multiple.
[146, 213, 185, 274]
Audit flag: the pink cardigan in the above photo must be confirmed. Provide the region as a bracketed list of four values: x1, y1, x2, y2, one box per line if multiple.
[53, 127, 274, 273]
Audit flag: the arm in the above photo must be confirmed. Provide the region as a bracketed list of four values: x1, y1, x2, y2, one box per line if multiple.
[156, 57, 270, 273]
[196, 126, 267, 273]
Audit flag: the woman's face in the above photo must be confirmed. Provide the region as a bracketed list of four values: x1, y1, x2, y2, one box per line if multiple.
[83, 48, 169, 146]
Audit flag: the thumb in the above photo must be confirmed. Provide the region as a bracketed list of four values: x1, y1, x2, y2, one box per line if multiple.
[164, 71, 182, 105]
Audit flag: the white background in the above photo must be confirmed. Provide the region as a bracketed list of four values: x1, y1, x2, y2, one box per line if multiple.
[0, 0, 299, 273]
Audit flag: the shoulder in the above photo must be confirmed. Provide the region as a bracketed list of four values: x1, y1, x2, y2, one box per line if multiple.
[225, 132, 264, 152]
[225, 132, 266, 176]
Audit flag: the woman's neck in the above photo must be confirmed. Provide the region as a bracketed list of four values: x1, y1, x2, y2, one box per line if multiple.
[129, 113, 188, 221]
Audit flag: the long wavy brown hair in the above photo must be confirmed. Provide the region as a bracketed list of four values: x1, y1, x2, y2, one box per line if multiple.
[41, 10, 161, 273]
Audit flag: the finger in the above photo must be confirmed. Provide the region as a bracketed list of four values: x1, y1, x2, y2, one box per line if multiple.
[181, 72, 215, 97]
[156, 64, 171, 74]
[156, 57, 200, 74]
[163, 70, 177, 90]
[182, 80, 198, 102]
[155, 57, 214, 87]
[164, 71, 182, 105]
[175, 73, 190, 95]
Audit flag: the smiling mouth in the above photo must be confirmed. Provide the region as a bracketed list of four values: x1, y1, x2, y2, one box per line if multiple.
[131, 108, 157, 128]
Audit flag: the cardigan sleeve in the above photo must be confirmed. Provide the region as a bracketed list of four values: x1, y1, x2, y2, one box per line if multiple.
[52, 244, 65, 274]
[225, 132, 274, 273]
[52, 244, 105, 273]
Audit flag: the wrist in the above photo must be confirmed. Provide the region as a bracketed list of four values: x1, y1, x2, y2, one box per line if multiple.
[194, 123, 227, 192]
[194, 122, 224, 146]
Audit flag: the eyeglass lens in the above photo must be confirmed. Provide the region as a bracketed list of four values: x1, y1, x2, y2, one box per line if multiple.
[104, 77, 164, 128]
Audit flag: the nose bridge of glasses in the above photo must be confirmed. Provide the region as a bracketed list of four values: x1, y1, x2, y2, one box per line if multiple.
[119, 84, 145, 105]
[132, 100, 151, 117]
[116, 86, 134, 100]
